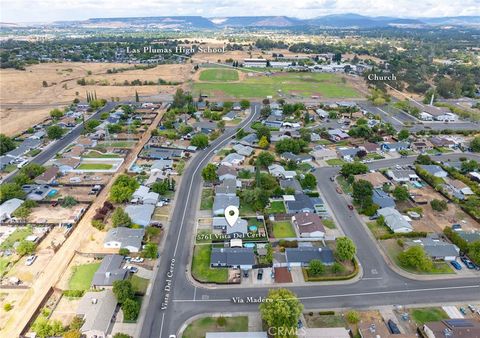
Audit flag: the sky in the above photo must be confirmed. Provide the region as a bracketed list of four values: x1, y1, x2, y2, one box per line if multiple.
[1, 0, 480, 23]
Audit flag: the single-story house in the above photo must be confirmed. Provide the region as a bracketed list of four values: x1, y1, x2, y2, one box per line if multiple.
[221, 153, 245, 167]
[285, 194, 323, 214]
[76, 290, 117, 338]
[268, 164, 297, 179]
[232, 144, 254, 157]
[222, 111, 238, 121]
[132, 185, 159, 205]
[354, 172, 390, 189]
[239, 134, 258, 146]
[210, 247, 255, 270]
[214, 180, 237, 196]
[55, 157, 81, 173]
[292, 212, 325, 238]
[337, 147, 360, 161]
[385, 169, 419, 183]
[327, 129, 349, 142]
[280, 152, 312, 164]
[77, 137, 97, 148]
[285, 246, 334, 267]
[193, 121, 217, 134]
[363, 142, 380, 153]
[34, 166, 59, 185]
[310, 146, 337, 161]
[444, 178, 474, 200]
[217, 165, 237, 181]
[143, 147, 184, 160]
[144, 170, 167, 187]
[315, 108, 329, 118]
[0, 198, 24, 221]
[91, 254, 127, 288]
[456, 230, 480, 243]
[300, 328, 350, 338]
[22, 184, 52, 201]
[124, 204, 156, 227]
[372, 188, 396, 208]
[430, 136, 456, 149]
[212, 217, 248, 236]
[420, 165, 448, 178]
[411, 141, 432, 152]
[150, 159, 173, 172]
[264, 119, 283, 129]
[423, 319, 480, 338]
[381, 142, 409, 152]
[213, 195, 240, 216]
[279, 178, 303, 194]
[104, 227, 145, 253]
[407, 237, 459, 261]
[0, 155, 16, 170]
[6, 138, 41, 158]
[377, 207, 413, 233]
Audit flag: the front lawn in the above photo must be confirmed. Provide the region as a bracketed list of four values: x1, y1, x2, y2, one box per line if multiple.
[367, 221, 391, 239]
[410, 307, 448, 324]
[326, 158, 347, 166]
[77, 163, 113, 170]
[191, 245, 228, 283]
[183, 316, 248, 338]
[68, 263, 100, 290]
[131, 275, 149, 295]
[200, 189, 214, 210]
[322, 219, 336, 229]
[336, 175, 353, 195]
[266, 201, 286, 214]
[304, 312, 347, 328]
[272, 221, 296, 238]
[0, 228, 33, 250]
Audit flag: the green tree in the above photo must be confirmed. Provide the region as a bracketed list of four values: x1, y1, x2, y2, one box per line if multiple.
[0, 183, 26, 203]
[0, 134, 16, 155]
[49, 108, 64, 119]
[460, 160, 478, 173]
[108, 123, 122, 134]
[61, 196, 78, 208]
[352, 179, 373, 208]
[119, 248, 130, 256]
[112, 280, 135, 303]
[346, 310, 360, 324]
[309, 259, 325, 276]
[468, 241, 480, 264]
[259, 289, 303, 338]
[3, 303, 12, 311]
[141, 242, 158, 259]
[275, 138, 307, 154]
[240, 100, 250, 109]
[398, 246, 433, 272]
[336, 237, 356, 261]
[201, 163, 218, 182]
[114, 333, 133, 338]
[301, 173, 317, 190]
[258, 135, 269, 149]
[46, 125, 65, 139]
[397, 129, 410, 140]
[392, 186, 409, 201]
[109, 174, 139, 203]
[111, 208, 133, 228]
[340, 163, 368, 177]
[16, 240, 36, 256]
[122, 298, 140, 321]
[430, 199, 448, 212]
[191, 133, 209, 149]
[470, 137, 480, 152]
[256, 125, 271, 141]
[12, 205, 31, 220]
[415, 154, 433, 165]
[84, 119, 101, 133]
[256, 151, 275, 168]
[151, 180, 169, 195]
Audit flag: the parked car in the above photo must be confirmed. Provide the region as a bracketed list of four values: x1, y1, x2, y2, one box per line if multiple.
[347, 204, 354, 210]
[336, 187, 342, 194]
[387, 320, 401, 334]
[257, 269, 263, 280]
[330, 176, 335, 182]
[25, 255, 37, 266]
[51, 201, 58, 207]
[460, 256, 475, 269]
[450, 261, 462, 270]
[131, 257, 144, 263]
[451, 223, 462, 231]
[243, 270, 249, 278]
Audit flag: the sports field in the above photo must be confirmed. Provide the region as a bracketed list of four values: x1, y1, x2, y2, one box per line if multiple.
[198, 68, 239, 82]
[193, 70, 360, 99]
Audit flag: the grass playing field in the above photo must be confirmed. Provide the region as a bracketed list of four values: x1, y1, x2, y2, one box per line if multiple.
[193, 71, 359, 99]
[198, 68, 239, 82]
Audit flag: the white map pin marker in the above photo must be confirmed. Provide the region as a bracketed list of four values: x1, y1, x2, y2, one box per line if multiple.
[224, 205, 239, 227]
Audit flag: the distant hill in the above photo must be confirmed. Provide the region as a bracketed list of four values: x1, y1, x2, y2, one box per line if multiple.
[48, 14, 480, 29]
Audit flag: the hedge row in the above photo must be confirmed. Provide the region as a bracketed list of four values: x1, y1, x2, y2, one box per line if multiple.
[303, 259, 359, 282]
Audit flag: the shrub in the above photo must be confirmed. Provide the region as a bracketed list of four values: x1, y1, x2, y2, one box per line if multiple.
[4, 303, 12, 311]
[91, 219, 105, 230]
[216, 316, 227, 327]
[346, 310, 360, 324]
[62, 290, 85, 298]
[119, 248, 130, 256]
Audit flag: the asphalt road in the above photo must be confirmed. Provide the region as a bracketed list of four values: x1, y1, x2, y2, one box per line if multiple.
[139, 111, 480, 338]
[3, 102, 118, 183]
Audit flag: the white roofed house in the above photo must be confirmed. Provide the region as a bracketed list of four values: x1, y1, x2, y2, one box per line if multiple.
[124, 204, 155, 227]
[76, 290, 117, 338]
[104, 227, 145, 253]
[213, 195, 240, 216]
[406, 237, 459, 261]
[232, 144, 254, 157]
[221, 153, 245, 167]
[216, 165, 237, 181]
[132, 185, 159, 205]
[376, 207, 413, 233]
[0, 198, 24, 221]
[268, 164, 297, 179]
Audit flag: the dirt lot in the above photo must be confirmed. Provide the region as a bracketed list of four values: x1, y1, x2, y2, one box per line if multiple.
[397, 185, 478, 233]
[49, 295, 81, 326]
[56, 172, 111, 185]
[0, 62, 189, 136]
[28, 204, 88, 224]
[52, 186, 98, 203]
[0, 289, 30, 330]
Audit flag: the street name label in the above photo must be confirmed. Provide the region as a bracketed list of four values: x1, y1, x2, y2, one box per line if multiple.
[161, 258, 175, 310]
[232, 296, 272, 304]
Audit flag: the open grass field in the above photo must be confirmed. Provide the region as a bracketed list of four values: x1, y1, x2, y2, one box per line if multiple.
[193, 72, 360, 99]
[68, 262, 100, 290]
[273, 221, 296, 238]
[199, 68, 239, 82]
[77, 163, 113, 170]
[182, 316, 248, 338]
[191, 245, 228, 283]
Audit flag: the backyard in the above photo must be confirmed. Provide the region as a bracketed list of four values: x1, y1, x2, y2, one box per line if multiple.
[0, 227, 33, 250]
[182, 316, 248, 338]
[191, 245, 228, 283]
[77, 163, 113, 170]
[265, 201, 286, 214]
[68, 262, 100, 290]
[272, 221, 296, 238]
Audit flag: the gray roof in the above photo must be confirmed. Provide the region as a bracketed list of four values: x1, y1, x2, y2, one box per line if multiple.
[457, 230, 480, 243]
[76, 290, 117, 335]
[279, 178, 302, 193]
[285, 247, 334, 265]
[240, 134, 258, 145]
[223, 111, 238, 119]
[151, 159, 173, 171]
[215, 184, 237, 196]
[104, 227, 144, 250]
[0, 155, 15, 168]
[125, 204, 155, 226]
[420, 164, 447, 176]
[213, 195, 239, 215]
[232, 144, 254, 156]
[382, 142, 409, 150]
[211, 247, 255, 266]
[6, 138, 41, 158]
[144, 147, 183, 159]
[337, 147, 360, 157]
[92, 254, 127, 286]
[222, 153, 245, 164]
[372, 188, 395, 208]
[409, 237, 459, 258]
[377, 207, 413, 233]
[0, 198, 24, 219]
[285, 194, 316, 213]
[217, 165, 237, 179]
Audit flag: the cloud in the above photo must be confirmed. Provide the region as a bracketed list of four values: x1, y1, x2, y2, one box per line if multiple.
[1, 0, 479, 22]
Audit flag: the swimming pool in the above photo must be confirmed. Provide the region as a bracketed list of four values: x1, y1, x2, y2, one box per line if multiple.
[413, 181, 423, 188]
[244, 243, 255, 248]
[248, 225, 258, 232]
[48, 189, 58, 197]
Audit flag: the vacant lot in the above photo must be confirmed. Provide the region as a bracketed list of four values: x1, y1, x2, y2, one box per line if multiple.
[200, 189, 214, 210]
[199, 69, 239, 82]
[304, 312, 347, 328]
[193, 72, 360, 99]
[29, 204, 87, 224]
[191, 245, 228, 283]
[77, 163, 113, 170]
[182, 316, 248, 338]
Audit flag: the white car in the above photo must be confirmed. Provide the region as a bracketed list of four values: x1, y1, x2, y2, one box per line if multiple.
[131, 257, 144, 263]
[25, 255, 37, 266]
